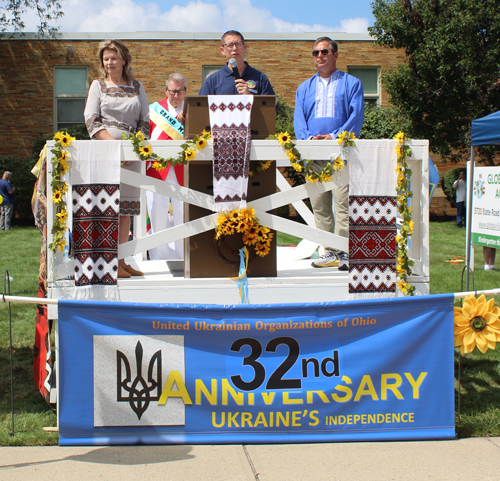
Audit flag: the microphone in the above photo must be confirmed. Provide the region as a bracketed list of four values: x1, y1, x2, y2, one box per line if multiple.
[229, 58, 241, 80]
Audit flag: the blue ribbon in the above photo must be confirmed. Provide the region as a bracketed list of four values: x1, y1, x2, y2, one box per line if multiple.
[237, 248, 249, 304]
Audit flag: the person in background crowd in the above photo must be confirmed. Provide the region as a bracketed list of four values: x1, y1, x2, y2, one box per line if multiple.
[146, 73, 187, 260]
[84, 39, 150, 278]
[484, 247, 496, 271]
[0, 170, 15, 231]
[199, 30, 275, 96]
[294, 36, 364, 270]
[453, 170, 466, 228]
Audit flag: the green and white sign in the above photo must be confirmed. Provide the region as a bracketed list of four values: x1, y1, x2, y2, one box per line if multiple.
[471, 167, 500, 247]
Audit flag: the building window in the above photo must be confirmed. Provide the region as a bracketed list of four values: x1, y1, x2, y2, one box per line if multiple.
[54, 67, 88, 131]
[202, 65, 225, 82]
[347, 67, 380, 105]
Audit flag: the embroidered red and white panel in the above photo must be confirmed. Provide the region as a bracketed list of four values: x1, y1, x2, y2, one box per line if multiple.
[208, 96, 253, 212]
[72, 184, 120, 287]
[349, 196, 397, 294]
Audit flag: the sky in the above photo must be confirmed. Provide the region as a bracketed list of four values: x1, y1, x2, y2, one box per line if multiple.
[21, 0, 375, 34]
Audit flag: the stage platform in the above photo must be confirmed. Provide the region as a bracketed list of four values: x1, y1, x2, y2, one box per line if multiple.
[47, 244, 429, 319]
[45, 139, 430, 318]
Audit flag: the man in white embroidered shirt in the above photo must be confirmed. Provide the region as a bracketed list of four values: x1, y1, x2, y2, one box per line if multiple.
[294, 37, 364, 270]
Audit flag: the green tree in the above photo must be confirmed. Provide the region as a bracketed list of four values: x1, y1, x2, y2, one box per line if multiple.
[359, 103, 413, 139]
[1, 0, 63, 37]
[369, 0, 500, 165]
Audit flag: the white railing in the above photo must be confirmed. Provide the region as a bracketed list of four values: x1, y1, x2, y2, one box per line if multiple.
[46, 139, 429, 285]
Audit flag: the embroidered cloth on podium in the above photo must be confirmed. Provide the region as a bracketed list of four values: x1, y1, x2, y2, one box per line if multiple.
[208, 95, 253, 212]
[348, 141, 398, 298]
[71, 141, 120, 300]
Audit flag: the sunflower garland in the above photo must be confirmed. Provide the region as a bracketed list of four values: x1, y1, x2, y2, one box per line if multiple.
[394, 131, 415, 296]
[49, 131, 75, 252]
[123, 129, 212, 170]
[270, 131, 354, 183]
[454, 294, 500, 354]
[215, 207, 273, 258]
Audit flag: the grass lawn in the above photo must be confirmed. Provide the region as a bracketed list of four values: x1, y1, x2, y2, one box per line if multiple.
[0, 222, 499, 444]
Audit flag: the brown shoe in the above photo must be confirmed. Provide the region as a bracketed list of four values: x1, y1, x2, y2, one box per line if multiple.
[118, 266, 131, 278]
[124, 264, 144, 276]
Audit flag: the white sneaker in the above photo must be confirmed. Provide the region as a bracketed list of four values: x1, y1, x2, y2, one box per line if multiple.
[338, 252, 349, 271]
[485, 265, 496, 271]
[311, 251, 339, 268]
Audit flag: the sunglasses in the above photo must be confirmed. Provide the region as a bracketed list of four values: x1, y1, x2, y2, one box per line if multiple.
[312, 48, 331, 57]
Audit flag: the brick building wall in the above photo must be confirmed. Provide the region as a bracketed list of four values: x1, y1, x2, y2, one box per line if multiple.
[0, 32, 405, 158]
[2, 32, 458, 216]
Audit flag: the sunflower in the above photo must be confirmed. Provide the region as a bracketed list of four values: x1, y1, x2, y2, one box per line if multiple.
[332, 156, 344, 171]
[52, 190, 63, 204]
[260, 161, 272, 171]
[184, 147, 197, 161]
[394, 131, 405, 144]
[59, 182, 69, 194]
[287, 150, 298, 161]
[59, 149, 70, 162]
[337, 131, 347, 144]
[196, 138, 207, 150]
[305, 175, 318, 183]
[278, 132, 291, 146]
[201, 129, 211, 138]
[255, 242, 270, 257]
[236, 220, 249, 233]
[152, 161, 164, 171]
[135, 131, 145, 142]
[57, 239, 67, 252]
[56, 209, 69, 224]
[241, 207, 256, 219]
[53, 131, 64, 141]
[291, 162, 302, 172]
[320, 173, 333, 183]
[139, 145, 153, 158]
[217, 212, 230, 225]
[454, 294, 500, 354]
[58, 133, 75, 147]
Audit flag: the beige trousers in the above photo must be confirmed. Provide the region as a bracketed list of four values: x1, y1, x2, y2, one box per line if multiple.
[310, 158, 349, 253]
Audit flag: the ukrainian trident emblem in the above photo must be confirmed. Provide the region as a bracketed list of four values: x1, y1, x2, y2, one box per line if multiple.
[117, 341, 162, 420]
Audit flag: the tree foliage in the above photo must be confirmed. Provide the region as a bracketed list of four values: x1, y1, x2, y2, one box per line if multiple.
[359, 103, 413, 139]
[0, 0, 63, 37]
[369, 0, 500, 164]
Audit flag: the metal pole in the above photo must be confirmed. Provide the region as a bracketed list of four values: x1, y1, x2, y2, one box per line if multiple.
[4, 271, 14, 436]
[465, 151, 475, 290]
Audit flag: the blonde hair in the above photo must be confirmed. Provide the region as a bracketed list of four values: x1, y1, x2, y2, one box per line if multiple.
[97, 39, 135, 83]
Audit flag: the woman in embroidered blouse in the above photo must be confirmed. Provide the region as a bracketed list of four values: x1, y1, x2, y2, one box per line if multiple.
[84, 39, 149, 278]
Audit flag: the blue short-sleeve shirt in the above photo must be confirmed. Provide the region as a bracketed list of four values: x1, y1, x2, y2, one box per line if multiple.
[199, 62, 275, 96]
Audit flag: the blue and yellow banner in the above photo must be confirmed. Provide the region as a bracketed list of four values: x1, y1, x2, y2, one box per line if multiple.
[58, 294, 455, 445]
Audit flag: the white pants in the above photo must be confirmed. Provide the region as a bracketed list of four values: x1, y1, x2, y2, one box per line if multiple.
[146, 167, 184, 260]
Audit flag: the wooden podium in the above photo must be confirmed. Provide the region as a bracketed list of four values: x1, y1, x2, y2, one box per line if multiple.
[183, 95, 278, 279]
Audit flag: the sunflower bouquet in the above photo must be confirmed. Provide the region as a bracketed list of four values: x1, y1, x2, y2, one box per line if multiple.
[215, 207, 273, 259]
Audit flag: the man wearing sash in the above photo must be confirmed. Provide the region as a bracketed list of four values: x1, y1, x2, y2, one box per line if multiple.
[146, 73, 187, 260]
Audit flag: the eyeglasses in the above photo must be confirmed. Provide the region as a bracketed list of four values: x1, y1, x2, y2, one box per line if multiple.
[167, 88, 186, 95]
[312, 48, 331, 57]
[223, 41, 245, 50]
